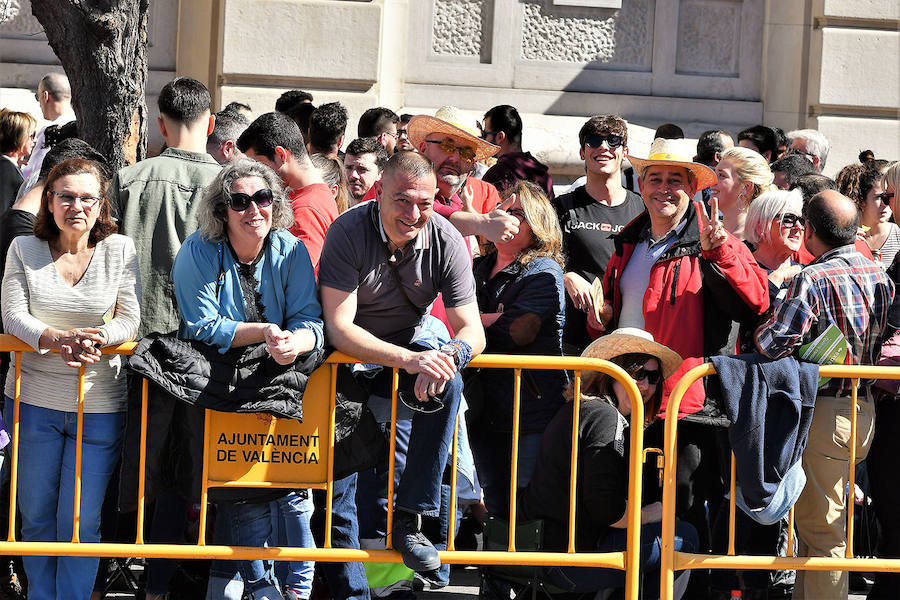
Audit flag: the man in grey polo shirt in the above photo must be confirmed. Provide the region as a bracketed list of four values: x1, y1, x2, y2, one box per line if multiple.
[319, 151, 485, 575]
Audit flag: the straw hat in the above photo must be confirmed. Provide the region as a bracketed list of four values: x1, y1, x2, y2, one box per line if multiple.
[581, 328, 683, 379]
[627, 138, 717, 192]
[407, 106, 500, 163]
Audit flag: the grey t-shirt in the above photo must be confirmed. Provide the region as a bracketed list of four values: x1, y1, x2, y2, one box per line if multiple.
[318, 202, 476, 346]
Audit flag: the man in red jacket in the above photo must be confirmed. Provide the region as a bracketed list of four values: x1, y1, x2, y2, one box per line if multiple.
[592, 138, 770, 592]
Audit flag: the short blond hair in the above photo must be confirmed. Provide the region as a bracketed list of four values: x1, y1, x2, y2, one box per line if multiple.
[719, 146, 776, 204]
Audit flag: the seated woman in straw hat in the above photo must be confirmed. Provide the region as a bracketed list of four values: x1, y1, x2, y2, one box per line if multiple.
[519, 328, 698, 600]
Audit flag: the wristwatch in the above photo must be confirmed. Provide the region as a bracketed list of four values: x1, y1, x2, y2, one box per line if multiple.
[439, 344, 460, 368]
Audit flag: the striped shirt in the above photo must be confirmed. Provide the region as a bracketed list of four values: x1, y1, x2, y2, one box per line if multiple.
[756, 245, 893, 371]
[872, 223, 900, 270]
[1, 234, 141, 412]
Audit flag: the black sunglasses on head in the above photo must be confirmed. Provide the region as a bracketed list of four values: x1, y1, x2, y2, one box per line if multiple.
[584, 134, 625, 149]
[227, 188, 274, 212]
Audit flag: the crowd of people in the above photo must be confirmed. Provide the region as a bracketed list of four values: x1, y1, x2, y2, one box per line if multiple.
[0, 72, 898, 600]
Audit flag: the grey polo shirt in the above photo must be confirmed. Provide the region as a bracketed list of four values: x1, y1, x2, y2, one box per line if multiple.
[617, 217, 689, 329]
[318, 202, 476, 346]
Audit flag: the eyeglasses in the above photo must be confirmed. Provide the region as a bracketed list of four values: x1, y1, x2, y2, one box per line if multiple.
[51, 191, 101, 209]
[584, 134, 625, 149]
[777, 213, 806, 229]
[425, 138, 477, 163]
[629, 366, 661, 385]
[506, 208, 526, 221]
[396, 128, 410, 139]
[788, 148, 816, 161]
[875, 192, 895, 203]
[227, 188, 274, 211]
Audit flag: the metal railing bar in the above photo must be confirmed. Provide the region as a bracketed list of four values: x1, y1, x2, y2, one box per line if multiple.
[567, 370, 581, 554]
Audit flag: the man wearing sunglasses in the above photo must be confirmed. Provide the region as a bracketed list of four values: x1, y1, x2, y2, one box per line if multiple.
[408, 107, 521, 246]
[237, 112, 337, 270]
[480, 104, 554, 201]
[555, 114, 646, 353]
[756, 190, 893, 599]
[786, 128, 830, 173]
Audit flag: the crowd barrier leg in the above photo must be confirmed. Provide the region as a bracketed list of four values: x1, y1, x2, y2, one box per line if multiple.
[6, 354, 21, 543]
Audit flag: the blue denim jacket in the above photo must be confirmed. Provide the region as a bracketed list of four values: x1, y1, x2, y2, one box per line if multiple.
[171, 229, 324, 354]
[473, 254, 567, 433]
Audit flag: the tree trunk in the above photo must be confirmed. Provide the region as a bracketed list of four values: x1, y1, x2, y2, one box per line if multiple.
[31, 0, 150, 171]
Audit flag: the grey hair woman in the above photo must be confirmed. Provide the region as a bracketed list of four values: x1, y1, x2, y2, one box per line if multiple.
[196, 157, 294, 242]
[172, 156, 324, 599]
[745, 188, 805, 292]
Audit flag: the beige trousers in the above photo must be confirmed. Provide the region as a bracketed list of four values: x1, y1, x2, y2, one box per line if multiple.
[793, 392, 875, 600]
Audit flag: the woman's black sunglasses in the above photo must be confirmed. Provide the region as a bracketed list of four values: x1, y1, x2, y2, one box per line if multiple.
[227, 188, 274, 212]
[629, 366, 661, 385]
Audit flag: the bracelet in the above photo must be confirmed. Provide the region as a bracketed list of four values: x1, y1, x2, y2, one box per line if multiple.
[440, 338, 473, 371]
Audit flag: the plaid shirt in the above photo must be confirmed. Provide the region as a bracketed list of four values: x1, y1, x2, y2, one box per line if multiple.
[756, 245, 894, 367]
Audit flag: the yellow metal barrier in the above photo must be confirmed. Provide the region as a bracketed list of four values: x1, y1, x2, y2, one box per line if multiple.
[659, 362, 900, 600]
[0, 335, 652, 600]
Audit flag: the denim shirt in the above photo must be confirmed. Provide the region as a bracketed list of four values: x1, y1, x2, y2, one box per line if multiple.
[114, 148, 222, 337]
[171, 229, 324, 354]
[473, 254, 567, 432]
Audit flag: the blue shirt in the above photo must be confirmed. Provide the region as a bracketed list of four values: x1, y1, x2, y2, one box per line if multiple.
[172, 229, 324, 353]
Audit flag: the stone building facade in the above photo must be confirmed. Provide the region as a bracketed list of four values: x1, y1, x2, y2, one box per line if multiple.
[1, 0, 897, 179]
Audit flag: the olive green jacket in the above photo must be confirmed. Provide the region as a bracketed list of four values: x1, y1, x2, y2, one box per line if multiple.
[114, 148, 221, 337]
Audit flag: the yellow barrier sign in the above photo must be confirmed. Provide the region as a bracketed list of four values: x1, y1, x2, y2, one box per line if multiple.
[206, 366, 332, 487]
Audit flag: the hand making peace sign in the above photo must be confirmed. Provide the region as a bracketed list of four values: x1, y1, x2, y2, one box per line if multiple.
[697, 195, 728, 252]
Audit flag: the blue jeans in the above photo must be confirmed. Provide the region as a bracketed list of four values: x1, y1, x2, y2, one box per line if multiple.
[313, 473, 370, 599]
[4, 399, 124, 600]
[544, 520, 698, 599]
[273, 491, 316, 598]
[357, 413, 456, 588]
[208, 492, 315, 599]
[209, 498, 286, 600]
[368, 372, 463, 515]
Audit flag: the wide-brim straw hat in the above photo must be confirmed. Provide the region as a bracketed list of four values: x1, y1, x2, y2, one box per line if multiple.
[581, 327, 683, 380]
[407, 106, 500, 163]
[627, 138, 717, 192]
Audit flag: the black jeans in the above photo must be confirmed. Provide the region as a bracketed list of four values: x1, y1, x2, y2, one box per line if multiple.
[644, 418, 725, 597]
[866, 395, 900, 599]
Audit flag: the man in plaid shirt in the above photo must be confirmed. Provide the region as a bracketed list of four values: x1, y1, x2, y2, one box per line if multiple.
[756, 190, 894, 599]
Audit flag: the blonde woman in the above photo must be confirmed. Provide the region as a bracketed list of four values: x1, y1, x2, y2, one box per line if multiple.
[0, 109, 37, 209]
[470, 180, 566, 517]
[709, 146, 776, 240]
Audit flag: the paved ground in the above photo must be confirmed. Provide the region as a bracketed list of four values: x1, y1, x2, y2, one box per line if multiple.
[101, 562, 875, 598]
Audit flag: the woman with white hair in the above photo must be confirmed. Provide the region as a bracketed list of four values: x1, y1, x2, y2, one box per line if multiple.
[744, 188, 805, 301]
[709, 146, 776, 240]
[172, 157, 323, 600]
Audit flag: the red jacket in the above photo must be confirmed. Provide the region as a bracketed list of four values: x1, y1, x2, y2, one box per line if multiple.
[595, 202, 770, 417]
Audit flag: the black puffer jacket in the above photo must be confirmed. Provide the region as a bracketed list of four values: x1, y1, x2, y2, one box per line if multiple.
[119, 334, 324, 510]
[128, 333, 324, 420]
